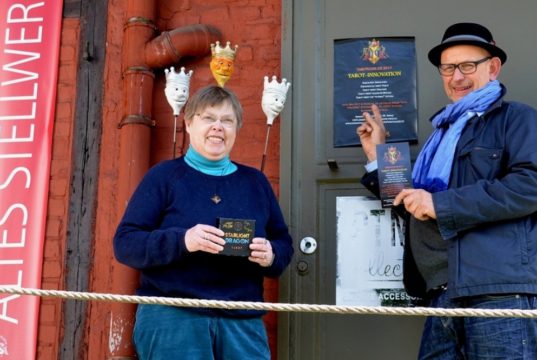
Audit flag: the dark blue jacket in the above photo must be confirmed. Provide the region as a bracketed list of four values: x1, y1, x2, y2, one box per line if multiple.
[363, 89, 537, 299]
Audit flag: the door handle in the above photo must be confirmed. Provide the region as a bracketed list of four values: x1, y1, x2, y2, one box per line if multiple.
[299, 237, 317, 254]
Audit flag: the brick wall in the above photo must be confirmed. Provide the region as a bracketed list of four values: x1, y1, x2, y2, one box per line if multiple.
[58, 1, 286, 358]
[37, 18, 80, 358]
[151, 1, 284, 179]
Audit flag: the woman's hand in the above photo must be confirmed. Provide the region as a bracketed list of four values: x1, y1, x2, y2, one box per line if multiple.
[249, 238, 274, 267]
[185, 224, 226, 254]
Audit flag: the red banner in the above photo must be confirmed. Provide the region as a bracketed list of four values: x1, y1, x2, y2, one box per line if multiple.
[0, 1, 62, 358]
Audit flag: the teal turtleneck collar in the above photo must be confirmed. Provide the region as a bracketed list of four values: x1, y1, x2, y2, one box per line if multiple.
[184, 146, 237, 176]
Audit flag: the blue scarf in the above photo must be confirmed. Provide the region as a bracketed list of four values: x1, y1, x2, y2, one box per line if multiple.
[184, 146, 237, 176]
[412, 80, 502, 192]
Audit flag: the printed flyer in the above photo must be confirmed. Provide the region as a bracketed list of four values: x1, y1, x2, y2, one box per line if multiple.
[334, 37, 418, 147]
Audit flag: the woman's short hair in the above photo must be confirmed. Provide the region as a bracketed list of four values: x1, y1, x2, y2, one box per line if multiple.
[184, 85, 243, 129]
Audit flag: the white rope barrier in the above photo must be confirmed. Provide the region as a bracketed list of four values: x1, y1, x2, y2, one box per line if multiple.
[1, 286, 537, 319]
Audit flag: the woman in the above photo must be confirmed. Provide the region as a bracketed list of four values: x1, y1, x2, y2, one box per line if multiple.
[114, 85, 294, 359]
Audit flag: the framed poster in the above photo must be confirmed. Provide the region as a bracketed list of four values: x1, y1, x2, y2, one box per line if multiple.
[334, 37, 418, 147]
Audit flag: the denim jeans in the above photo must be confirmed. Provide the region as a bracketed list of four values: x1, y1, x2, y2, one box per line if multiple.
[418, 290, 537, 360]
[133, 304, 270, 360]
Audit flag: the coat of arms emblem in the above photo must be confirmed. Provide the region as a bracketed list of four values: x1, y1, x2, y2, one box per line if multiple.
[384, 146, 402, 165]
[361, 39, 389, 64]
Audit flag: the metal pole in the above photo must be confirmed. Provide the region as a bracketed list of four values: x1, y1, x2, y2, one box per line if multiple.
[261, 124, 272, 172]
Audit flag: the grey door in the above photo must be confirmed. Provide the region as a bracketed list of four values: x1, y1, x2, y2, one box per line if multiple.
[279, 0, 537, 359]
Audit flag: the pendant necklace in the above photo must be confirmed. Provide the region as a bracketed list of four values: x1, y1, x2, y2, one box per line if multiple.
[192, 161, 230, 205]
[210, 163, 229, 204]
[211, 193, 222, 205]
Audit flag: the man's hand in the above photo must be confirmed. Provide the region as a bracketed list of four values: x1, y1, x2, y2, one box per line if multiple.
[393, 189, 436, 221]
[356, 104, 387, 161]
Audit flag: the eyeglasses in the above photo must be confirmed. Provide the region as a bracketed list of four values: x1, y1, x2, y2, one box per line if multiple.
[195, 113, 237, 128]
[437, 56, 492, 76]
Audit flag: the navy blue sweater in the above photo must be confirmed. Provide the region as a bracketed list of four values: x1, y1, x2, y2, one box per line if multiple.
[113, 157, 294, 317]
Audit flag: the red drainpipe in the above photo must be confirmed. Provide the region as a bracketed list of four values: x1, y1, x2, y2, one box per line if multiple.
[108, 1, 221, 358]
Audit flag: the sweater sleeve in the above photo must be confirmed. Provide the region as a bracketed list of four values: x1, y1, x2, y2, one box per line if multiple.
[113, 162, 189, 269]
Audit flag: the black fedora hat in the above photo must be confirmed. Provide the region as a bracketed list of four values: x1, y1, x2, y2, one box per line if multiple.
[428, 22, 507, 66]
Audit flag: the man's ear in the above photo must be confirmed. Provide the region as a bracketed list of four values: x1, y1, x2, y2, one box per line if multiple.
[489, 57, 502, 80]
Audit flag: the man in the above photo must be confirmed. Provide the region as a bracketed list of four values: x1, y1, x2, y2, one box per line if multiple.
[358, 23, 537, 359]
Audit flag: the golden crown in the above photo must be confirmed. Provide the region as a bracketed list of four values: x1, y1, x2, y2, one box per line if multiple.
[263, 75, 291, 97]
[211, 41, 238, 60]
[164, 66, 193, 87]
